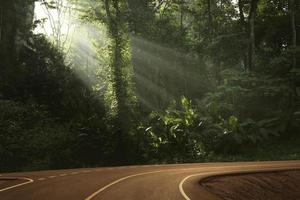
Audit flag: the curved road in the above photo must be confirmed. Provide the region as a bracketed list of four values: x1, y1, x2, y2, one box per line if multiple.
[1, 161, 300, 200]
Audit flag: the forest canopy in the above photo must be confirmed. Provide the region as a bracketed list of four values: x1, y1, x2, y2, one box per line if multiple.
[0, 0, 299, 172]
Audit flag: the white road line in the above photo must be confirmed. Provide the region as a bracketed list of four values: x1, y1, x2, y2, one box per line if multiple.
[0, 177, 34, 192]
[178, 166, 300, 200]
[179, 172, 206, 200]
[48, 176, 56, 179]
[59, 174, 67, 177]
[38, 178, 46, 181]
[84, 170, 167, 200]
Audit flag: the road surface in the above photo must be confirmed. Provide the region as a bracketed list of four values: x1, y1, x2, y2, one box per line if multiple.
[1, 160, 300, 200]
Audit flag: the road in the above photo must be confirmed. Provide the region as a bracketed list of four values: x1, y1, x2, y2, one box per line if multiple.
[1, 160, 300, 200]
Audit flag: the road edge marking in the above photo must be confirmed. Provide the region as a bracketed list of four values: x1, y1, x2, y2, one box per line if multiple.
[0, 177, 34, 192]
[179, 172, 206, 200]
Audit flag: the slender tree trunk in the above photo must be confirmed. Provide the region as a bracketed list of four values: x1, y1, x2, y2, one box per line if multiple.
[0, 1, 34, 66]
[207, 0, 212, 41]
[238, 0, 248, 70]
[289, 0, 297, 102]
[207, 0, 221, 86]
[180, 0, 184, 45]
[0, 2, 16, 69]
[290, 0, 296, 71]
[180, 0, 183, 33]
[238, 0, 245, 27]
[248, 0, 259, 71]
[289, 0, 297, 100]
[0, 7, 3, 43]
[280, 0, 297, 133]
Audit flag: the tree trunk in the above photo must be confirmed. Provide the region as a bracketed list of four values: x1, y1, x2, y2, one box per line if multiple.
[0, 1, 16, 69]
[180, 0, 184, 45]
[289, 0, 297, 100]
[238, 0, 245, 27]
[0, 7, 3, 43]
[280, 0, 297, 133]
[104, 0, 132, 163]
[238, 0, 248, 70]
[289, 0, 296, 71]
[247, 0, 259, 71]
[207, 0, 212, 41]
[180, 0, 183, 32]
[0, 1, 34, 68]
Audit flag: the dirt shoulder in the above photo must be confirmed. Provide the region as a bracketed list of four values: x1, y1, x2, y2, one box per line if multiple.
[201, 170, 300, 200]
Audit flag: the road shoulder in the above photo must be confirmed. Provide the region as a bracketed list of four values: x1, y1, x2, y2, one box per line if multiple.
[201, 170, 300, 200]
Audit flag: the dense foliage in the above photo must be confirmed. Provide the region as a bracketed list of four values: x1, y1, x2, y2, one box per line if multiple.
[0, 0, 299, 172]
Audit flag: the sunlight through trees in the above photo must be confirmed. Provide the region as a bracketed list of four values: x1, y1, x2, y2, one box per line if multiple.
[0, 0, 299, 171]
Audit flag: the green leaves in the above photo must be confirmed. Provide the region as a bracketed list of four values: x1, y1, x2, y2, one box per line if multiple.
[143, 96, 213, 162]
[228, 116, 238, 132]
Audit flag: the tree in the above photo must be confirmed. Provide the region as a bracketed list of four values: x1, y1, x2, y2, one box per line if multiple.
[238, 0, 248, 69]
[248, 0, 259, 71]
[39, 0, 74, 52]
[104, 0, 135, 162]
[289, 0, 296, 71]
[0, 1, 35, 68]
[126, 0, 154, 35]
[0, 0, 35, 96]
[280, 0, 298, 132]
[207, 0, 212, 41]
[0, 6, 3, 42]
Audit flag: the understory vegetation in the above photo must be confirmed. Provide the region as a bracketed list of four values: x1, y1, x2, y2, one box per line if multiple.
[0, 0, 299, 172]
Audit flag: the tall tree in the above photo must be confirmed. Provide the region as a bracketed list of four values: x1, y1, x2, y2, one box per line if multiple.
[104, 0, 134, 162]
[238, 0, 248, 69]
[238, 0, 245, 26]
[248, 0, 259, 71]
[0, 0, 35, 76]
[289, 0, 296, 71]
[281, 0, 298, 132]
[126, 0, 155, 35]
[0, 7, 3, 42]
[207, 0, 212, 41]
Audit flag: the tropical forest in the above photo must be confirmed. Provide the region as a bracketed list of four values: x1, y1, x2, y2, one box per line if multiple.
[0, 0, 299, 172]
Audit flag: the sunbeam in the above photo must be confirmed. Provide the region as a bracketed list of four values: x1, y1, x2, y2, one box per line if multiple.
[131, 35, 212, 110]
[34, 0, 109, 91]
[1, 0, 299, 193]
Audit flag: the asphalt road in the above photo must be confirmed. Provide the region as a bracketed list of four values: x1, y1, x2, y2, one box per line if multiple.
[1, 160, 300, 200]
